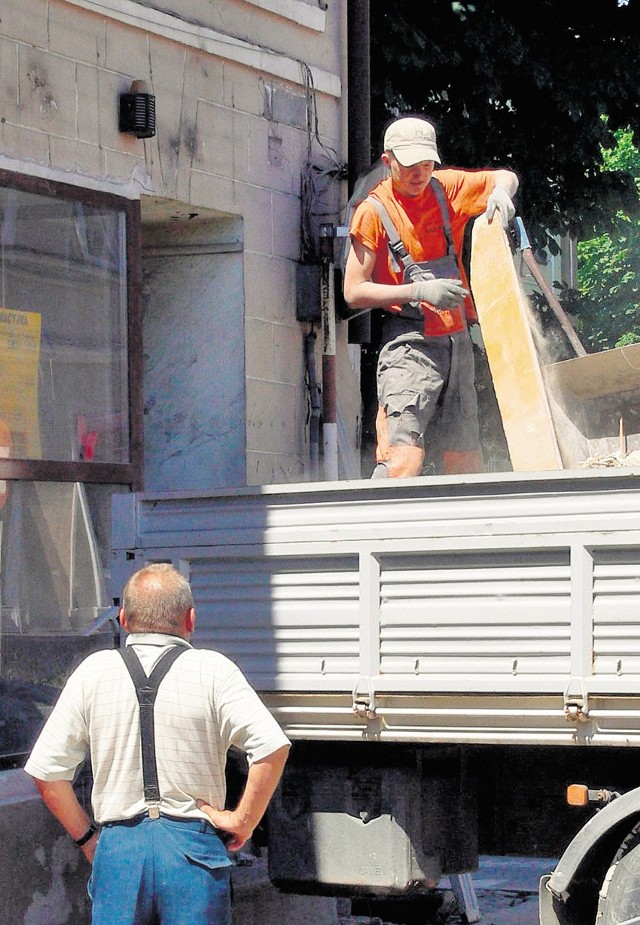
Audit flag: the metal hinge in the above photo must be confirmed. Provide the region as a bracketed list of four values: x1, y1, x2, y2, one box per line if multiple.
[564, 678, 590, 722]
[352, 677, 377, 719]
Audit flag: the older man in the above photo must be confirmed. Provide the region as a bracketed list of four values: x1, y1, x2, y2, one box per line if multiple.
[344, 114, 519, 478]
[25, 563, 290, 925]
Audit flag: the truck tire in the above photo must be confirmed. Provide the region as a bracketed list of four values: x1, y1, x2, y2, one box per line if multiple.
[597, 821, 640, 923]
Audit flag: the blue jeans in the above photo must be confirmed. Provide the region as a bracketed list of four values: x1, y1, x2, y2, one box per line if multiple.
[89, 816, 233, 925]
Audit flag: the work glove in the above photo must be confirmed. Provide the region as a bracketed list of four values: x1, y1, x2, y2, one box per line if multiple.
[411, 278, 468, 310]
[485, 185, 515, 229]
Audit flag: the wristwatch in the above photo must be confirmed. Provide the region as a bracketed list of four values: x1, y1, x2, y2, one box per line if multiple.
[74, 822, 99, 846]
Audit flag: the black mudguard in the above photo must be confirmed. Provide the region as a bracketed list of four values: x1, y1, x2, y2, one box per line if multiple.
[539, 786, 640, 925]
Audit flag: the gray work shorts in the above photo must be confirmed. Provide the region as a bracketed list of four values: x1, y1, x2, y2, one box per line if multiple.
[376, 331, 481, 452]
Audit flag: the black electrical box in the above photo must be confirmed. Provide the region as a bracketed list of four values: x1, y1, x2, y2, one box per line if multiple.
[296, 263, 321, 323]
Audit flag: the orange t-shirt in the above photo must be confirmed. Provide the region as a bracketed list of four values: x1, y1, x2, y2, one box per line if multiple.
[349, 169, 497, 336]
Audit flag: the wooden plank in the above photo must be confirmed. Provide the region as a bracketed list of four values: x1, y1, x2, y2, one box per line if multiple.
[470, 215, 563, 471]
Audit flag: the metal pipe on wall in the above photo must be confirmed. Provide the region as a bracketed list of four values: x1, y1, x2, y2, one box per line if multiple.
[346, 0, 372, 346]
[347, 0, 371, 195]
[320, 227, 338, 480]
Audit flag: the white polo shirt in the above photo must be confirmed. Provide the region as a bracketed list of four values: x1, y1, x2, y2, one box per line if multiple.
[24, 634, 290, 823]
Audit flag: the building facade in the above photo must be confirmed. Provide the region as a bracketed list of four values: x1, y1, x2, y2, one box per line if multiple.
[0, 3, 354, 919]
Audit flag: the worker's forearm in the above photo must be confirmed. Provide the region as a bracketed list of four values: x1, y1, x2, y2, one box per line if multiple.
[233, 745, 289, 833]
[33, 778, 92, 841]
[344, 279, 414, 311]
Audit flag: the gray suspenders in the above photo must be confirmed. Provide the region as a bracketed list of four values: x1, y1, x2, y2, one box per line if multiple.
[365, 177, 456, 276]
[119, 644, 187, 818]
[366, 177, 461, 336]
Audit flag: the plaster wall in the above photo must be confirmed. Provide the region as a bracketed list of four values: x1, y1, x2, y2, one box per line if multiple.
[0, 0, 355, 488]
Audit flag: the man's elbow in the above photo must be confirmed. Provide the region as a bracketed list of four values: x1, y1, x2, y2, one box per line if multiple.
[342, 283, 368, 311]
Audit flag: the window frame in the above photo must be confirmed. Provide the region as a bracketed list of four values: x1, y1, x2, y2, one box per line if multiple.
[0, 169, 143, 491]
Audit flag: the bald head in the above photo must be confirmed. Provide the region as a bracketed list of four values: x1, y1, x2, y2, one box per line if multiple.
[121, 563, 195, 636]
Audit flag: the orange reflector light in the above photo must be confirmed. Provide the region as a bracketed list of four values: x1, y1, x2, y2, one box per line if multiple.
[567, 784, 589, 806]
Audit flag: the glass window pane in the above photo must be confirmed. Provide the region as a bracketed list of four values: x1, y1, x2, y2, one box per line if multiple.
[0, 187, 129, 463]
[0, 481, 125, 761]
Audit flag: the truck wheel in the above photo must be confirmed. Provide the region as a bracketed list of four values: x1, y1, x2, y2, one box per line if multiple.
[596, 821, 640, 923]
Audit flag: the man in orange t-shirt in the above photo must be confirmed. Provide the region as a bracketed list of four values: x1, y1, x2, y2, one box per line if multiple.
[344, 115, 519, 478]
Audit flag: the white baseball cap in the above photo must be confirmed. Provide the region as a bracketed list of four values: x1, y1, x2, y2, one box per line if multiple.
[383, 117, 441, 167]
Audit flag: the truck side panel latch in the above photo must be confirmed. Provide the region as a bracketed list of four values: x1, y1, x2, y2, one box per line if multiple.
[352, 677, 377, 719]
[564, 678, 589, 722]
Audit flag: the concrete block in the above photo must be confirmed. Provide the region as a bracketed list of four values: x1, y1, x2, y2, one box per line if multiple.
[188, 168, 240, 216]
[103, 147, 146, 185]
[103, 18, 150, 77]
[273, 322, 305, 385]
[139, 134, 168, 197]
[48, 3, 107, 66]
[1, 0, 48, 47]
[148, 39, 188, 124]
[247, 449, 306, 487]
[173, 54, 225, 196]
[241, 185, 274, 256]
[49, 135, 104, 178]
[145, 41, 207, 201]
[246, 378, 302, 455]
[222, 63, 264, 117]
[196, 100, 246, 181]
[245, 318, 303, 386]
[185, 48, 225, 107]
[247, 115, 296, 195]
[97, 68, 135, 152]
[263, 82, 309, 130]
[0, 39, 20, 123]
[245, 318, 277, 381]
[0, 120, 50, 167]
[272, 189, 300, 260]
[76, 64, 100, 145]
[17, 46, 78, 138]
[243, 253, 295, 324]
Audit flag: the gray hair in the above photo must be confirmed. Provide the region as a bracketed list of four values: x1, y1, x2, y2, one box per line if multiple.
[122, 563, 194, 633]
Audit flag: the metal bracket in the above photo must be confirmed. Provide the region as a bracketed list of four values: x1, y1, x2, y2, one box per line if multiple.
[82, 605, 121, 648]
[352, 677, 377, 719]
[564, 678, 590, 722]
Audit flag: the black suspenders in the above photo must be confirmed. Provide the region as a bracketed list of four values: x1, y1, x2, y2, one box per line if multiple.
[119, 644, 187, 818]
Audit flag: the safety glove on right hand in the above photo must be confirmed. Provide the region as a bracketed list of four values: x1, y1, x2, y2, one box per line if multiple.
[411, 278, 468, 310]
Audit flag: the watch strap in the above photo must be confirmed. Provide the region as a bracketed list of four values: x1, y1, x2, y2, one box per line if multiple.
[74, 822, 98, 846]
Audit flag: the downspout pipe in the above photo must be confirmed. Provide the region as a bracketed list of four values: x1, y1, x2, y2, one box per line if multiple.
[347, 0, 372, 195]
[346, 0, 371, 347]
[304, 329, 321, 479]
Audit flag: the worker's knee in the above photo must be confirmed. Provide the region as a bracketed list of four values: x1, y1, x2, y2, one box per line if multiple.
[387, 445, 424, 478]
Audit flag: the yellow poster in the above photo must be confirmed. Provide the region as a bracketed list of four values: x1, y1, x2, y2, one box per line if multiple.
[0, 308, 41, 459]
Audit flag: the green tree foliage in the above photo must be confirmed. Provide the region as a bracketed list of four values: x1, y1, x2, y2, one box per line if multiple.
[369, 0, 640, 254]
[572, 128, 640, 349]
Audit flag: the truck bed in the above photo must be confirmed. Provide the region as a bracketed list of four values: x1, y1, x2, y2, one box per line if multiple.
[111, 469, 640, 747]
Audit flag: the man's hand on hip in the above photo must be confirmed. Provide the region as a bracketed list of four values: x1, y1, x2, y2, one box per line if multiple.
[411, 278, 468, 310]
[196, 802, 252, 851]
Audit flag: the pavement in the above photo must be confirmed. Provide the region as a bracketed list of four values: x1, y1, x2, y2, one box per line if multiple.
[231, 853, 557, 924]
[457, 855, 557, 924]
